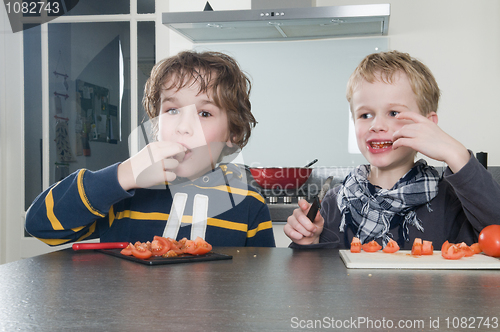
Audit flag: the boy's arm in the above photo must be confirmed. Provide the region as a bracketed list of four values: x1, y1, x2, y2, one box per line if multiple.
[245, 201, 276, 247]
[25, 163, 133, 246]
[392, 111, 470, 173]
[443, 153, 500, 232]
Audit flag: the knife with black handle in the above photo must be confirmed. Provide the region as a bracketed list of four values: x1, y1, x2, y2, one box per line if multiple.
[306, 176, 333, 222]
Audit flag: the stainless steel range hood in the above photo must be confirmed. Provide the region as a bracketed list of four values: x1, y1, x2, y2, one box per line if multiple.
[162, 4, 390, 43]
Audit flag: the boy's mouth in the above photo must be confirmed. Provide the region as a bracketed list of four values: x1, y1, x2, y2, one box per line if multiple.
[369, 141, 393, 149]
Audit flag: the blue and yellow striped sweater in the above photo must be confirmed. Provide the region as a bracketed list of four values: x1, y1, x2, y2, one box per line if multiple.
[25, 163, 275, 247]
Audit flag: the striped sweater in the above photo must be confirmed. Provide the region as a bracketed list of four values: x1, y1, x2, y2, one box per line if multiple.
[25, 163, 275, 247]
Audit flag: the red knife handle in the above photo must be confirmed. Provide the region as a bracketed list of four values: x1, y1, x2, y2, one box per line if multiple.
[72, 242, 129, 250]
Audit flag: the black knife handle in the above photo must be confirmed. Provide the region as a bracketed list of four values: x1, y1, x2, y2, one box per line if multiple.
[306, 196, 320, 222]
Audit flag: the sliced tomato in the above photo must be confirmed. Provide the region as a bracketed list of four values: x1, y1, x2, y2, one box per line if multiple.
[350, 237, 362, 253]
[361, 240, 382, 253]
[470, 243, 482, 254]
[162, 250, 178, 258]
[421, 240, 433, 255]
[151, 236, 171, 256]
[185, 237, 212, 255]
[442, 244, 466, 260]
[382, 238, 400, 253]
[166, 238, 180, 250]
[182, 239, 195, 254]
[131, 241, 152, 259]
[411, 238, 423, 256]
[441, 240, 451, 253]
[120, 243, 134, 256]
[457, 242, 475, 257]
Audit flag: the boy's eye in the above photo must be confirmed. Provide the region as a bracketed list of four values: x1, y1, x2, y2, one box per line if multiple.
[165, 108, 179, 115]
[199, 111, 211, 118]
[360, 113, 372, 119]
[389, 111, 400, 117]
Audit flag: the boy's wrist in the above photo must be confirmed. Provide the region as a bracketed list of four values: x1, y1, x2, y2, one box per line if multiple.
[444, 146, 470, 174]
[117, 160, 136, 191]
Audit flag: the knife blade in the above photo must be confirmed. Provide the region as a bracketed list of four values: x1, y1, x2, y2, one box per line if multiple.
[72, 242, 129, 251]
[306, 176, 333, 222]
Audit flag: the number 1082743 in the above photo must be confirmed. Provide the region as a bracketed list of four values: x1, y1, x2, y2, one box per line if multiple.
[5, 1, 60, 15]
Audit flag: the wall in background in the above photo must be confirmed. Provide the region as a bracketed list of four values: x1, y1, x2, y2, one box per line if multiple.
[163, 0, 500, 166]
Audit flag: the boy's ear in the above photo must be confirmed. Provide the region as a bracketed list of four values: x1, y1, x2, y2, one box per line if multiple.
[225, 135, 236, 148]
[427, 112, 438, 124]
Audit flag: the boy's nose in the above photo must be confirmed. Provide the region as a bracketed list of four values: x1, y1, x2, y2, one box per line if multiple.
[176, 107, 197, 136]
[369, 117, 388, 132]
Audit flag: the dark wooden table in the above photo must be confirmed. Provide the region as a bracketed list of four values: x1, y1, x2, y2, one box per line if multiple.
[1, 247, 499, 331]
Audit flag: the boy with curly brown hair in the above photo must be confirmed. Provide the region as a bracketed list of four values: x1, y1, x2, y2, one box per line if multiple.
[26, 50, 275, 247]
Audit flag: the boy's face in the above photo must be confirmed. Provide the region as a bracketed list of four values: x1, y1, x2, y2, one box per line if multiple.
[351, 71, 421, 172]
[158, 80, 232, 179]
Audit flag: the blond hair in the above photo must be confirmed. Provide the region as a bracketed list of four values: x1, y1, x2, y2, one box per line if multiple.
[346, 50, 440, 116]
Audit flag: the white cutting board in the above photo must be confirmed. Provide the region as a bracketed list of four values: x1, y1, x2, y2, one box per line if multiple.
[339, 250, 500, 269]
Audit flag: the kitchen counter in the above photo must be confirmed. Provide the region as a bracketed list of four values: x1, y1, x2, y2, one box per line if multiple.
[1, 247, 500, 331]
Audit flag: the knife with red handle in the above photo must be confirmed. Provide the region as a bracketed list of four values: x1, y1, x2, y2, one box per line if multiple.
[72, 242, 129, 251]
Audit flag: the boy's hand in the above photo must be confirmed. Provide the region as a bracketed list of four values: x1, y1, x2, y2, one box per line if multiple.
[284, 199, 324, 245]
[118, 142, 187, 191]
[392, 112, 470, 173]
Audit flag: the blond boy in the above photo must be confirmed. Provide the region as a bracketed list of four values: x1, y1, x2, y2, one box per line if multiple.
[285, 50, 500, 249]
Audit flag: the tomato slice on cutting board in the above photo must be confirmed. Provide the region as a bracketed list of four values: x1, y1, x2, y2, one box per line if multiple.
[382, 239, 400, 253]
[457, 242, 475, 257]
[470, 243, 482, 254]
[411, 238, 423, 256]
[441, 241, 465, 260]
[421, 240, 433, 255]
[151, 236, 171, 256]
[120, 243, 134, 256]
[185, 237, 212, 255]
[131, 241, 153, 259]
[361, 240, 382, 253]
[350, 237, 361, 253]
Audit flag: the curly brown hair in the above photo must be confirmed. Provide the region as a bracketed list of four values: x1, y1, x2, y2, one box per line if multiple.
[142, 50, 255, 149]
[346, 50, 441, 116]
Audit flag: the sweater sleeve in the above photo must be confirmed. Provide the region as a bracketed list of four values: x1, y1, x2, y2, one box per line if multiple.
[288, 188, 343, 249]
[245, 198, 276, 247]
[25, 163, 133, 246]
[442, 152, 500, 235]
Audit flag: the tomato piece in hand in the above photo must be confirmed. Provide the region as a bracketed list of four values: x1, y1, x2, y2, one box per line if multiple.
[350, 237, 362, 253]
[478, 225, 500, 257]
[421, 240, 433, 255]
[362, 240, 382, 252]
[382, 239, 400, 253]
[411, 238, 423, 256]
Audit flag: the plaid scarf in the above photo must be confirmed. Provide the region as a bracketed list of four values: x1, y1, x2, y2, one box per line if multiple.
[337, 160, 440, 246]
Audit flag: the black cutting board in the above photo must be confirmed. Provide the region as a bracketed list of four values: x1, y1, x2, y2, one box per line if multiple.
[97, 249, 232, 266]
